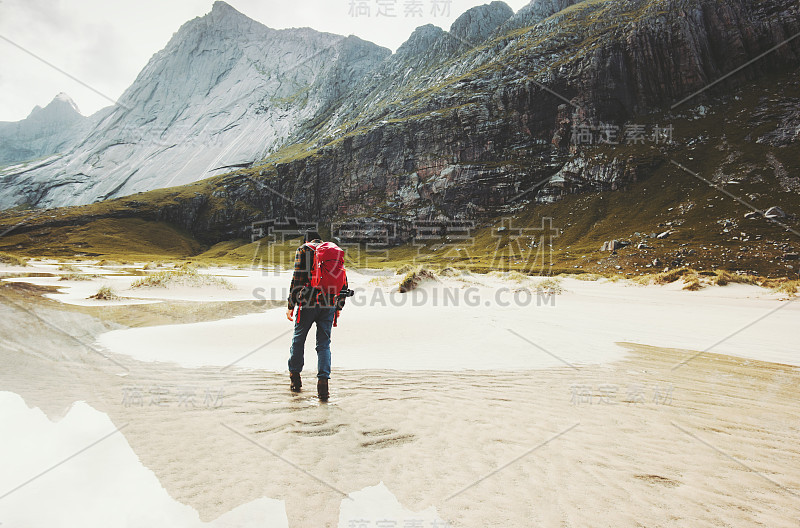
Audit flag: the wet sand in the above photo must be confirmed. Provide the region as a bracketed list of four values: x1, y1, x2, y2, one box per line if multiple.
[1, 274, 799, 527]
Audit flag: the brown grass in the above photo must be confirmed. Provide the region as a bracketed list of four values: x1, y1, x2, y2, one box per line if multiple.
[0, 252, 28, 267]
[654, 268, 690, 285]
[713, 270, 759, 286]
[631, 274, 654, 285]
[570, 273, 603, 281]
[88, 285, 120, 301]
[682, 276, 703, 291]
[535, 277, 565, 294]
[59, 273, 102, 281]
[764, 279, 799, 297]
[398, 267, 438, 293]
[396, 263, 417, 275]
[438, 266, 463, 277]
[130, 267, 234, 289]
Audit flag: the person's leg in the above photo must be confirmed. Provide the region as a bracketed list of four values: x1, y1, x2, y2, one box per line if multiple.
[314, 307, 335, 379]
[288, 306, 315, 375]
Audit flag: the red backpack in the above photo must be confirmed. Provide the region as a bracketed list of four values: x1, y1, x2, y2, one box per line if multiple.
[302, 241, 347, 325]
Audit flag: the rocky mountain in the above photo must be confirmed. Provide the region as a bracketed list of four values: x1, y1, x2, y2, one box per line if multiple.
[203, 0, 799, 227]
[500, 0, 578, 31]
[0, 1, 389, 209]
[1, 0, 799, 270]
[0, 93, 86, 167]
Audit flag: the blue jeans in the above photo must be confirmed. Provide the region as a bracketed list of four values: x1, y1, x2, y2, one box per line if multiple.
[288, 306, 335, 379]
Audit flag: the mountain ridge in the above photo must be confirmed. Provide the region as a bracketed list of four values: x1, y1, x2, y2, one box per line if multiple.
[0, 1, 390, 209]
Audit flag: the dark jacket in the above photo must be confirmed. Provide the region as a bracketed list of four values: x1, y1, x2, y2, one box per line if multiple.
[287, 240, 348, 310]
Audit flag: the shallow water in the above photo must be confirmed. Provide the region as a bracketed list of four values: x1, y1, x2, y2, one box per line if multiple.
[1, 278, 799, 527]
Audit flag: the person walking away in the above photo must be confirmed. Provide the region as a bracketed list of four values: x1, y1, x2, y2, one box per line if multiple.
[286, 230, 348, 401]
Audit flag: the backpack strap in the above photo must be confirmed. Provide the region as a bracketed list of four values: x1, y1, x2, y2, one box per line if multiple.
[302, 242, 318, 288]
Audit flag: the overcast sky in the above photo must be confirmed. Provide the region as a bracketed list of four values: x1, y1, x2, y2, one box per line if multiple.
[0, 0, 531, 121]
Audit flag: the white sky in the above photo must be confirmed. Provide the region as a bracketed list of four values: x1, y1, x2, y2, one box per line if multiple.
[0, 0, 531, 121]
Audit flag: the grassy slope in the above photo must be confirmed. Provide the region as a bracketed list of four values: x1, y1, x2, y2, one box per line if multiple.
[0, 218, 201, 262]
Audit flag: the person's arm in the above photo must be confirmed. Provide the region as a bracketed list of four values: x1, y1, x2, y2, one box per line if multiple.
[287, 246, 308, 313]
[336, 276, 348, 312]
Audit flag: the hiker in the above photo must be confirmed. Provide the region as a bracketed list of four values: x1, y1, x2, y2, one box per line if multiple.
[286, 230, 348, 400]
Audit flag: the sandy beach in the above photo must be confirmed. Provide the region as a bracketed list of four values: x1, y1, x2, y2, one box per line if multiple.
[0, 261, 798, 527]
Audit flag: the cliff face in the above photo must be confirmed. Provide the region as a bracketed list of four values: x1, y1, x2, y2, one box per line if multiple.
[2, 0, 799, 246]
[197, 0, 800, 236]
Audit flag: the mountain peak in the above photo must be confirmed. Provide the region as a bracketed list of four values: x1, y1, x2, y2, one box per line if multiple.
[161, 0, 270, 55]
[211, 1, 237, 15]
[25, 93, 82, 120]
[504, 0, 579, 30]
[52, 93, 81, 113]
[449, 1, 513, 44]
[204, 1, 255, 29]
[397, 24, 446, 56]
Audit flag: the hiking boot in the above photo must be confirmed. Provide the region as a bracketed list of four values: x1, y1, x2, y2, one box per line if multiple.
[290, 372, 302, 392]
[317, 378, 329, 401]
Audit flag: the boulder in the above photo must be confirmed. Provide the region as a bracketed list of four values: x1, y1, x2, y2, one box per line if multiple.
[784, 252, 799, 261]
[602, 239, 631, 251]
[657, 231, 671, 239]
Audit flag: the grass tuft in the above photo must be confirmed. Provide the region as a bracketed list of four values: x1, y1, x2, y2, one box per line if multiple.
[631, 274, 654, 285]
[682, 275, 703, 291]
[654, 268, 690, 285]
[130, 268, 234, 289]
[765, 279, 798, 297]
[713, 270, 759, 286]
[572, 273, 603, 281]
[438, 266, 463, 277]
[535, 277, 564, 294]
[489, 270, 532, 283]
[59, 273, 102, 281]
[396, 263, 416, 275]
[398, 267, 438, 293]
[89, 285, 120, 301]
[0, 252, 28, 267]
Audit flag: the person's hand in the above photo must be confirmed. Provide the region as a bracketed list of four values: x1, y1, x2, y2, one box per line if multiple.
[286, 308, 294, 321]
